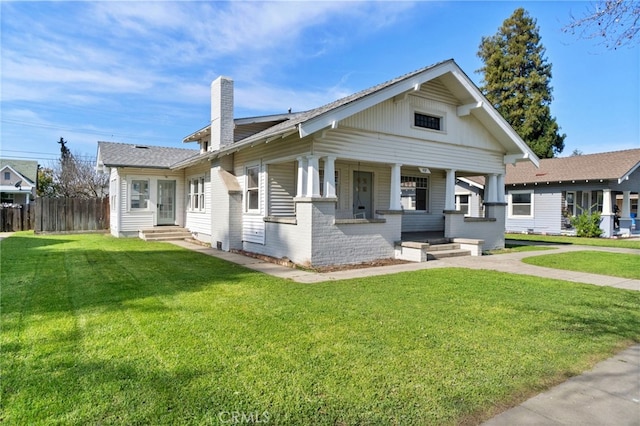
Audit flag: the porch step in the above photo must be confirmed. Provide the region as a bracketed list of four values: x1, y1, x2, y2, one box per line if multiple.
[395, 240, 473, 262]
[425, 243, 460, 252]
[139, 226, 192, 241]
[426, 247, 472, 260]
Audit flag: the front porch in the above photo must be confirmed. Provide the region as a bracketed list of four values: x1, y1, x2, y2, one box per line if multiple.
[249, 157, 506, 267]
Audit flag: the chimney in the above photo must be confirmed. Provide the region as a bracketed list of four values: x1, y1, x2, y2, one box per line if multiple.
[210, 76, 234, 151]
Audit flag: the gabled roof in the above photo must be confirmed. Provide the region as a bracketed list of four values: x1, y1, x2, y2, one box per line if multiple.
[96, 141, 198, 170]
[173, 59, 539, 170]
[0, 164, 36, 189]
[0, 159, 38, 183]
[505, 148, 640, 185]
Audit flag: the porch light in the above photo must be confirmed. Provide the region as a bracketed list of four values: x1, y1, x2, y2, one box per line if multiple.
[418, 167, 431, 174]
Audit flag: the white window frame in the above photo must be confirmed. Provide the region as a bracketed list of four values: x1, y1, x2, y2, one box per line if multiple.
[591, 190, 603, 213]
[130, 179, 150, 211]
[456, 193, 470, 215]
[412, 109, 446, 133]
[565, 191, 576, 216]
[401, 175, 430, 212]
[508, 190, 534, 218]
[188, 175, 205, 212]
[245, 165, 261, 213]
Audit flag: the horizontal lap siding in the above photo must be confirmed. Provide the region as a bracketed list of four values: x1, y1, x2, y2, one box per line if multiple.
[316, 128, 505, 175]
[506, 190, 561, 234]
[268, 162, 296, 216]
[117, 168, 184, 233]
[333, 95, 505, 173]
[243, 215, 265, 244]
[185, 163, 212, 235]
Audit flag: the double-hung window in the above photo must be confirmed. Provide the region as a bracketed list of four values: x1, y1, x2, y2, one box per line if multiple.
[565, 191, 576, 216]
[246, 166, 260, 212]
[509, 190, 533, 217]
[130, 179, 149, 210]
[400, 176, 429, 211]
[189, 177, 205, 212]
[456, 194, 470, 215]
[591, 190, 603, 213]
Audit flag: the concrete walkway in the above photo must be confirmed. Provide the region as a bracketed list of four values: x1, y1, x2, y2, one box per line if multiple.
[168, 239, 640, 425]
[170, 239, 640, 290]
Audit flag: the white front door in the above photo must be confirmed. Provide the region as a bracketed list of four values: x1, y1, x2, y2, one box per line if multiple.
[157, 180, 176, 225]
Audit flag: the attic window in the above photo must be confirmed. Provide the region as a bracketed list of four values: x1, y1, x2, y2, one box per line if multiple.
[414, 113, 442, 131]
[134, 145, 149, 149]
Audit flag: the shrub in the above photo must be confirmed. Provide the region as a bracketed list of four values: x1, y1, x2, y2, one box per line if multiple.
[571, 210, 603, 238]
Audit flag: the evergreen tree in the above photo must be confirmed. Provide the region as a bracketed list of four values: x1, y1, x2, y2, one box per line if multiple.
[477, 8, 566, 158]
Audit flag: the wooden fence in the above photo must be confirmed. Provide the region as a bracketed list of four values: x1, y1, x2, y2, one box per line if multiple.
[0, 204, 36, 232]
[35, 197, 110, 233]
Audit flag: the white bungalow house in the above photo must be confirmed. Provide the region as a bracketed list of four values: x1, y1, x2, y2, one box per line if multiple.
[97, 59, 538, 267]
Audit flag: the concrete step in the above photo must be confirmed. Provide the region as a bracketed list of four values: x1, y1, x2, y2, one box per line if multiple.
[426, 249, 471, 260]
[139, 227, 191, 241]
[426, 243, 461, 252]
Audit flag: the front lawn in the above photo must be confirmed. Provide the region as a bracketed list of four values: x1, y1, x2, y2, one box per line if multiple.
[523, 251, 640, 280]
[2, 232, 639, 425]
[506, 233, 640, 249]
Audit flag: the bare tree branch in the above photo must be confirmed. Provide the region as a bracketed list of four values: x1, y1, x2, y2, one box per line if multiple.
[564, 0, 640, 49]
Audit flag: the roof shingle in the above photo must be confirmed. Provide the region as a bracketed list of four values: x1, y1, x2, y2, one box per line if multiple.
[505, 149, 640, 184]
[97, 141, 199, 169]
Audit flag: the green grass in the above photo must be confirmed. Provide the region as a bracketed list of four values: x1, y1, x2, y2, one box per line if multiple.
[523, 251, 640, 280]
[2, 232, 639, 425]
[485, 244, 555, 255]
[506, 233, 640, 249]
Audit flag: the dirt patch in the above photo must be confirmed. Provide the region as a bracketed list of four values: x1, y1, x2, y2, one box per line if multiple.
[230, 250, 411, 273]
[312, 258, 411, 273]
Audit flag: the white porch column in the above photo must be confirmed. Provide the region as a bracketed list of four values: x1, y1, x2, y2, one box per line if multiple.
[602, 189, 613, 215]
[486, 173, 498, 203]
[296, 156, 307, 197]
[389, 163, 402, 210]
[621, 191, 631, 218]
[496, 173, 505, 203]
[306, 155, 321, 198]
[445, 169, 456, 211]
[323, 156, 336, 198]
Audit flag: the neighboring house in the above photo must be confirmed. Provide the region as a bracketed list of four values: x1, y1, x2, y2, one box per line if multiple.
[0, 159, 38, 204]
[504, 149, 640, 237]
[455, 177, 485, 218]
[97, 59, 538, 267]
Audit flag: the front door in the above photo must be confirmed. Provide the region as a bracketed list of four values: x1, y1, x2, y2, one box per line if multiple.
[353, 171, 373, 219]
[157, 180, 176, 225]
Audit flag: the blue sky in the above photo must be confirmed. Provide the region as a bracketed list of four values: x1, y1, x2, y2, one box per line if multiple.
[1, 1, 638, 166]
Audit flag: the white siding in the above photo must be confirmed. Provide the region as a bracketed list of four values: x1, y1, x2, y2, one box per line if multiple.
[239, 163, 266, 244]
[116, 167, 185, 235]
[505, 190, 562, 234]
[315, 127, 505, 175]
[185, 162, 212, 236]
[108, 168, 120, 236]
[268, 162, 296, 216]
